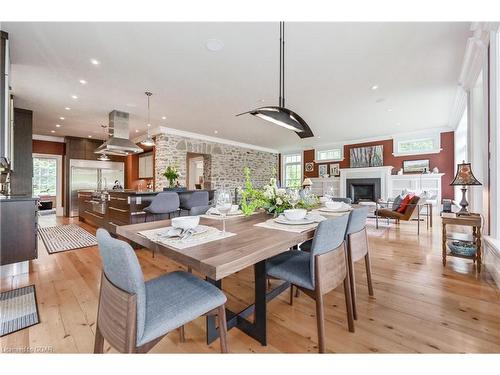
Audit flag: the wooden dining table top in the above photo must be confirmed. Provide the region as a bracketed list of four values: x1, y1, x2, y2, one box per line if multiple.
[116, 212, 316, 281]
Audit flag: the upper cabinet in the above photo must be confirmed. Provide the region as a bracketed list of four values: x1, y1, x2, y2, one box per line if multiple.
[138, 152, 154, 179]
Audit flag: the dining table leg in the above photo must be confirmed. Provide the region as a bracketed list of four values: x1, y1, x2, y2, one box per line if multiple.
[205, 259, 288, 346]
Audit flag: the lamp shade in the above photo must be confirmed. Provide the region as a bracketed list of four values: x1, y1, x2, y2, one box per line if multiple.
[302, 178, 313, 186]
[450, 162, 482, 186]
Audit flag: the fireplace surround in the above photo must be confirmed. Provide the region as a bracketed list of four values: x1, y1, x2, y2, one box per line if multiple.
[346, 178, 381, 203]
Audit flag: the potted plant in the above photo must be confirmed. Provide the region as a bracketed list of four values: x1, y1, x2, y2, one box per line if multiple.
[261, 177, 292, 216]
[163, 166, 180, 188]
[238, 167, 265, 216]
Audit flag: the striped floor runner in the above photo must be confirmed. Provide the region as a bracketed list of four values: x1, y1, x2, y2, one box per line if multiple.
[38, 224, 97, 254]
[0, 285, 40, 337]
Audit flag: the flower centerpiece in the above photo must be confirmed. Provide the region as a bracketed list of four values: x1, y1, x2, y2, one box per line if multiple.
[163, 166, 180, 188]
[262, 177, 292, 216]
[238, 167, 265, 216]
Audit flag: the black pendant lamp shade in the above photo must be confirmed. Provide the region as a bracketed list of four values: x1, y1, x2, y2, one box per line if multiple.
[237, 22, 314, 138]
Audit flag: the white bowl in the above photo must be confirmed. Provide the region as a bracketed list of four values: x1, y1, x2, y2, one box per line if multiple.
[171, 216, 200, 230]
[319, 197, 329, 203]
[325, 201, 343, 210]
[284, 209, 307, 221]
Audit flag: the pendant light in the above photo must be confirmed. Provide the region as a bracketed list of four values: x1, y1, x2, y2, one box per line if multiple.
[141, 91, 156, 147]
[237, 22, 314, 138]
[98, 124, 111, 161]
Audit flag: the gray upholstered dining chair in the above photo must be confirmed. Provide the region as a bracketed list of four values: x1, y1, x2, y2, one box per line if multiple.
[143, 192, 180, 222]
[93, 229, 229, 353]
[179, 191, 210, 216]
[345, 206, 374, 320]
[266, 215, 354, 353]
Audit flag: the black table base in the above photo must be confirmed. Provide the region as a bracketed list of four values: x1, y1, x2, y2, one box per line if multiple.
[206, 260, 290, 346]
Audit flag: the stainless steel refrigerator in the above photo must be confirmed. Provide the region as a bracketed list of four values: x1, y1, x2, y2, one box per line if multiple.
[69, 159, 124, 217]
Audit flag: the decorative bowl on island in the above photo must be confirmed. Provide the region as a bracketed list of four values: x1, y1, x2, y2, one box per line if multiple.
[171, 216, 200, 230]
[284, 209, 307, 221]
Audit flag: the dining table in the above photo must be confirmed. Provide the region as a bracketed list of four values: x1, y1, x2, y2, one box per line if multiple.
[116, 211, 324, 346]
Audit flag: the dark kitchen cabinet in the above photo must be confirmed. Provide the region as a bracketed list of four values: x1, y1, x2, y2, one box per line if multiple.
[10, 108, 33, 196]
[0, 198, 38, 265]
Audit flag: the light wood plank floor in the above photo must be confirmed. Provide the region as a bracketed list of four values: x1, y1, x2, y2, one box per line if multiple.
[1, 214, 499, 353]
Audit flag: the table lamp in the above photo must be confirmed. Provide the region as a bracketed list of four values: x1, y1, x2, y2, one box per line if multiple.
[302, 178, 312, 189]
[450, 161, 481, 216]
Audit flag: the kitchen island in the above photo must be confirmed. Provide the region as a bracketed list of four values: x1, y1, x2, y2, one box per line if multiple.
[78, 189, 214, 234]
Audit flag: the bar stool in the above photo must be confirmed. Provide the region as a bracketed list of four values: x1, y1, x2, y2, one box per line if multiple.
[345, 206, 374, 320]
[179, 191, 210, 216]
[143, 192, 180, 222]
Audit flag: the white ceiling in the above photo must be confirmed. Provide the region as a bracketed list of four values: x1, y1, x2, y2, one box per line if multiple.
[3, 22, 470, 152]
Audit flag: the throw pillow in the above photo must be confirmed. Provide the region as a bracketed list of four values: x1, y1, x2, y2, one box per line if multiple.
[392, 195, 403, 211]
[397, 194, 414, 214]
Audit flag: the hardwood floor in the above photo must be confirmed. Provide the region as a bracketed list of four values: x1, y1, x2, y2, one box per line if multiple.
[1, 214, 500, 353]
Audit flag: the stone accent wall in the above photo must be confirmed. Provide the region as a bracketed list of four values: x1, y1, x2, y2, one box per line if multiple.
[155, 134, 278, 194]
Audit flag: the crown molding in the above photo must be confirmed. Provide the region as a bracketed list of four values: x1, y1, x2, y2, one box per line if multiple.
[32, 134, 65, 143]
[146, 126, 279, 154]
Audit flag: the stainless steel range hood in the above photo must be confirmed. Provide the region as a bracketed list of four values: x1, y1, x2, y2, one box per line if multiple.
[95, 110, 144, 156]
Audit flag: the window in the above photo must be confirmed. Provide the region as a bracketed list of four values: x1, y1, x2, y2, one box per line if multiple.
[283, 153, 302, 188]
[316, 148, 342, 161]
[393, 131, 441, 156]
[33, 157, 57, 195]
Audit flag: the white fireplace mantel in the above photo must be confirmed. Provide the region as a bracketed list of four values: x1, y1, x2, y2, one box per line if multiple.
[339, 166, 394, 200]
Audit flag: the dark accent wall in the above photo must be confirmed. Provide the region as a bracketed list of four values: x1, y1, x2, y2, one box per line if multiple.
[302, 131, 455, 199]
[10, 108, 33, 195]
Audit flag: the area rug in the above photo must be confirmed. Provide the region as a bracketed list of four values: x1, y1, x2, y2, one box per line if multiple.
[0, 285, 40, 337]
[38, 224, 97, 254]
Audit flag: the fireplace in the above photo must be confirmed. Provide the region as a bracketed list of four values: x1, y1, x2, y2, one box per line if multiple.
[346, 178, 381, 203]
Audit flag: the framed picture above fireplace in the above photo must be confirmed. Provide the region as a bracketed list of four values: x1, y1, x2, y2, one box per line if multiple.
[350, 145, 383, 168]
[403, 159, 430, 173]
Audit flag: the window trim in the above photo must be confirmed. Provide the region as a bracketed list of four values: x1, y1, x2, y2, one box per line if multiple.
[282, 152, 303, 188]
[392, 131, 442, 157]
[32, 153, 63, 216]
[314, 145, 344, 163]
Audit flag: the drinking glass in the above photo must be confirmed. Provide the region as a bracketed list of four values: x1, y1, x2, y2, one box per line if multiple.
[325, 186, 335, 200]
[216, 189, 232, 235]
[289, 189, 300, 209]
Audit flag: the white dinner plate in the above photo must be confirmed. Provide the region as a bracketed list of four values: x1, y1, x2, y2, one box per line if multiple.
[274, 215, 315, 225]
[318, 207, 351, 213]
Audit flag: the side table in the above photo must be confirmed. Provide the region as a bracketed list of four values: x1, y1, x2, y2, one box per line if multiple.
[441, 213, 482, 272]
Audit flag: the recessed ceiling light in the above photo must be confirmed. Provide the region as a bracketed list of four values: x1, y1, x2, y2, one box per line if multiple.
[135, 129, 139, 133]
[88, 135, 92, 138]
[371, 85, 379, 90]
[65, 107, 71, 111]
[126, 103, 136, 108]
[56, 124, 61, 128]
[161, 116, 166, 120]
[79, 79, 87, 85]
[147, 123, 151, 127]
[206, 38, 224, 52]
[317, 136, 321, 139]
[387, 108, 393, 112]
[90, 58, 100, 65]
[71, 95, 78, 100]
[214, 130, 218, 134]
[51, 130, 55, 133]
[59, 117, 65, 120]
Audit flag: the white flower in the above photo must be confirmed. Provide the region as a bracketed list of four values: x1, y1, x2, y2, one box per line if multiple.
[276, 198, 283, 205]
[276, 188, 286, 196]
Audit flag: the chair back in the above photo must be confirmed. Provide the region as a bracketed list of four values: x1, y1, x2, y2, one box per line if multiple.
[346, 206, 369, 236]
[180, 190, 209, 210]
[147, 192, 180, 214]
[332, 197, 352, 204]
[402, 196, 420, 220]
[96, 229, 146, 344]
[309, 215, 349, 284]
